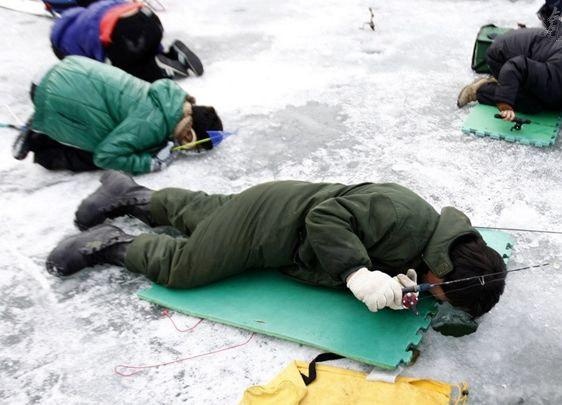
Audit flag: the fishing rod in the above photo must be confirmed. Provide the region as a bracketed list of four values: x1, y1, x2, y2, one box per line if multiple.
[401, 263, 552, 312]
[172, 136, 213, 151]
[0, 123, 22, 130]
[172, 131, 234, 152]
[402, 262, 551, 294]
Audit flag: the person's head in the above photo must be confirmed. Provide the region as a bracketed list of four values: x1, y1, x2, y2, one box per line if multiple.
[427, 235, 507, 318]
[192, 106, 223, 150]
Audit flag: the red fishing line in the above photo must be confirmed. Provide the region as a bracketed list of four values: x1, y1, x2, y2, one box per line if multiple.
[114, 310, 255, 377]
[161, 309, 204, 332]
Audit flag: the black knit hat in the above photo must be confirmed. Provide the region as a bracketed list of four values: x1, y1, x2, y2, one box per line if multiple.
[192, 106, 223, 150]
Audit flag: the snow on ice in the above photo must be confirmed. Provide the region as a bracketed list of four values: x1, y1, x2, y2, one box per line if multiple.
[0, 0, 561, 403]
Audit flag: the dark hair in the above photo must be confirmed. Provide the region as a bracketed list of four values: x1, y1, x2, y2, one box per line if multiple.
[192, 106, 223, 150]
[442, 235, 507, 318]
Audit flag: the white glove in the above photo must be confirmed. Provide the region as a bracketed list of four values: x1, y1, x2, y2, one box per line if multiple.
[394, 269, 419, 308]
[346, 268, 403, 312]
[395, 269, 418, 292]
[151, 141, 176, 172]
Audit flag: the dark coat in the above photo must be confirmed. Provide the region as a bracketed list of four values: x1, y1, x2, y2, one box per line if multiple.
[486, 25, 562, 108]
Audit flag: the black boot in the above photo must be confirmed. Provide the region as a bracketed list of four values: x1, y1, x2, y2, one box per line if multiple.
[46, 224, 134, 276]
[12, 119, 34, 160]
[75, 171, 154, 231]
[168, 40, 204, 76]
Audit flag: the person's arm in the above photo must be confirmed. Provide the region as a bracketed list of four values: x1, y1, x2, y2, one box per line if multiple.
[93, 118, 167, 174]
[303, 193, 396, 280]
[495, 56, 549, 107]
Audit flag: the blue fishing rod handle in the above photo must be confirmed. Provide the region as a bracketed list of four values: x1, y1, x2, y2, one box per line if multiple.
[401, 283, 432, 294]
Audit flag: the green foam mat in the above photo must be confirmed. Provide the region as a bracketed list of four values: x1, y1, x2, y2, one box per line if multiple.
[476, 228, 514, 264]
[462, 104, 562, 147]
[138, 230, 514, 369]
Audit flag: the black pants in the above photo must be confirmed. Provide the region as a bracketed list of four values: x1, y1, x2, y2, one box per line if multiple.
[29, 132, 98, 172]
[477, 50, 546, 114]
[476, 83, 544, 114]
[105, 8, 166, 82]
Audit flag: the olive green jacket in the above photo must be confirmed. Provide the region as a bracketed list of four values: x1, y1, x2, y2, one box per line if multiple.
[131, 181, 480, 288]
[31, 56, 188, 174]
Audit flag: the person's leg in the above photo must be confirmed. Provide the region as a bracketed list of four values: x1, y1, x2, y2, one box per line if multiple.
[50, 198, 249, 288]
[149, 187, 233, 235]
[29, 133, 98, 172]
[125, 196, 250, 287]
[475, 82, 498, 106]
[477, 83, 545, 113]
[74, 171, 233, 231]
[457, 77, 496, 108]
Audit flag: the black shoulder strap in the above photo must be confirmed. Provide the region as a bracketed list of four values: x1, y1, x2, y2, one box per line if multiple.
[300, 352, 344, 385]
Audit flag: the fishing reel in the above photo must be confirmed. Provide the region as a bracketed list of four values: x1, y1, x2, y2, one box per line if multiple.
[494, 114, 531, 131]
[402, 292, 418, 315]
[402, 292, 419, 314]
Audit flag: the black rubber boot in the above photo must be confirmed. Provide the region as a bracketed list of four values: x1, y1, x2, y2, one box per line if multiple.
[46, 224, 134, 277]
[75, 171, 154, 231]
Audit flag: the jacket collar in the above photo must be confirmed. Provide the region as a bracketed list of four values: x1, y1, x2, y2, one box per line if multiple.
[422, 207, 479, 277]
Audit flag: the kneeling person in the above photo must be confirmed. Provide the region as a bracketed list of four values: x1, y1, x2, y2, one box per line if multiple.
[13, 56, 222, 174]
[47, 171, 507, 318]
[50, 0, 203, 82]
[457, 22, 562, 121]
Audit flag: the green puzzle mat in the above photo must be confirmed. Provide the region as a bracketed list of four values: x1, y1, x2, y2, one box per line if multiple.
[138, 229, 514, 369]
[462, 104, 562, 147]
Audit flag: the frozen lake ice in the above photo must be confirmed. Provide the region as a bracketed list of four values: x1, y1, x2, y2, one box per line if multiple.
[0, 0, 561, 403]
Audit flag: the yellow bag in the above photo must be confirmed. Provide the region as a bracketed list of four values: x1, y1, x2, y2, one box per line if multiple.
[241, 361, 468, 405]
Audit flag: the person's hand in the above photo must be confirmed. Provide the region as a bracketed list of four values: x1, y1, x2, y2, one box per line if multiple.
[392, 269, 418, 309]
[497, 103, 515, 122]
[346, 267, 403, 312]
[151, 141, 176, 172]
[500, 109, 515, 122]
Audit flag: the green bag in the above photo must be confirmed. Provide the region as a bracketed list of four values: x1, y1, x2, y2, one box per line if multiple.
[471, 24, 513, 73]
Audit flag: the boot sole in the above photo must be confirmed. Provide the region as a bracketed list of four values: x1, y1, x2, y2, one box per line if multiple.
[172, 41, 204, 76]
[155, 55, 189, 78]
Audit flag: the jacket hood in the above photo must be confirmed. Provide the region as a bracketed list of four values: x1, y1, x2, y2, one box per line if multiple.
[146, 79, 188, 138]
[422, 207, 480, 277]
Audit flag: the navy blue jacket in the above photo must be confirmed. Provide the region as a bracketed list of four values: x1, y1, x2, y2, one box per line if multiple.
[50, 0, 125, 61]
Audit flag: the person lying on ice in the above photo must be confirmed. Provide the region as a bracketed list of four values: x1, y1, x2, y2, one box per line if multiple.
[47, 171, 507, 318]
[50, 0, 203, 82]
[456, 20, 562, 121]
[12, 56, 223, 174]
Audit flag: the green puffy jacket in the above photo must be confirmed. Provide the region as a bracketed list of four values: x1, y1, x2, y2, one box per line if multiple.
[31, 56, 188, 174]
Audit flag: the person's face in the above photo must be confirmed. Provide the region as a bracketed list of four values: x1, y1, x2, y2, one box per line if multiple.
[175, 128, 198, 148]
[422, 271, 448, 301]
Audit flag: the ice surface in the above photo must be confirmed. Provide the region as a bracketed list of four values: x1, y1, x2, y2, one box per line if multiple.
[1, 0, 561, 403]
